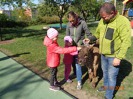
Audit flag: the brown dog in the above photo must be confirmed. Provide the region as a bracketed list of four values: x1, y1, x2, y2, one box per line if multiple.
[78, 44, 100, 88]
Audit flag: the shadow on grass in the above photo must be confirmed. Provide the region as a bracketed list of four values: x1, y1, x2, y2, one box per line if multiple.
[81, 66, 88, 85]
[1, 28, 47, 41]
[95, 63, 103, 87]
[0, 52, 30, 61]
[0, 23, 97, 41]
[113, 59, 132, 98]
[81, 64, 103, 88]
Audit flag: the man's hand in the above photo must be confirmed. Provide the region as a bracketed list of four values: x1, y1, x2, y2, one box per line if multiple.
[113, 58, 121, 66]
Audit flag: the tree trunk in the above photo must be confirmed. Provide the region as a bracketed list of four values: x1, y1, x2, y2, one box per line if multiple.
[81, 10, 87, 21]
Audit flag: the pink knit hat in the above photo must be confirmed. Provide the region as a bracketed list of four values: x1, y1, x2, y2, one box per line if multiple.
[64, 36, 72, 43]
[47, 28, 58, 39]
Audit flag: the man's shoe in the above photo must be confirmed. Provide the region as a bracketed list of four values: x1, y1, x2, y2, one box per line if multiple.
[49, 86, 60, 91]
[97, 86, 106, 92]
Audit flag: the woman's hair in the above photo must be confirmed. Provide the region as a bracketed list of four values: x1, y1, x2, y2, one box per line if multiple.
[67, 11, 77, 18]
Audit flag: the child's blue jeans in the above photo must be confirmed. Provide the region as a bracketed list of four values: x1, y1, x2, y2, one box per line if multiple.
[76, 64, 82, 84]
[75, 55, 82, 84]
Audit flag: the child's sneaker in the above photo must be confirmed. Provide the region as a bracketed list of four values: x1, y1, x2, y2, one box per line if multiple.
[77, 82, 82, 90]
[49, 86, 60, 91]
[77, 84, 82, 90]
[66, 79, 73, 83]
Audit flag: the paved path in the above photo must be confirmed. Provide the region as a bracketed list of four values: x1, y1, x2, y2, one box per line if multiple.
[0, 52, 74, 99]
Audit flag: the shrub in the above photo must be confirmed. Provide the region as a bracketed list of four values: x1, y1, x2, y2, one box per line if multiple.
[62, 16, 68, 23]
[0, 20, 28, 28]
[0, 14, 8, 21]
[17, 21, 28, 27]
[36, 15, 60, 24]
[28, 20, 38, 25]
[0, 14, 28, 28]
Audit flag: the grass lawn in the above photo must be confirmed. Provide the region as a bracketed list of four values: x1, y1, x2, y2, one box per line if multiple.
[0, 24, 133, 99]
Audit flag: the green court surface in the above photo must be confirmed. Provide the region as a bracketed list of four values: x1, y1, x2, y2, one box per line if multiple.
[0, 52, 74, 99]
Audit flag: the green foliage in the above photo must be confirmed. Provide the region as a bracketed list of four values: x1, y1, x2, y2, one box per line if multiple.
[37, 0, 71, 29]
[72, 0, 103, 21]
[36, 15, 60, 24]
[124, 2, 133, 9]
[0, 13, 28, 28]
[62, 16, 68, 23]
[37, 3, 58, 16]
[11, 9, 31, 21]
[28, 19, 38, 25]
[130, 2, 133, 8]
[0, 14, 8, 21]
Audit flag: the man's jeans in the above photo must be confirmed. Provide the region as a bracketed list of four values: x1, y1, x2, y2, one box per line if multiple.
[101, 55, 119, 99]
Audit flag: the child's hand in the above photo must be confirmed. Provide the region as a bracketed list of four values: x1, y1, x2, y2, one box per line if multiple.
[77, 47, 81, 51]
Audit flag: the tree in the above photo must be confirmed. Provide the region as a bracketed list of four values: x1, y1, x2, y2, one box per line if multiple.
[90, 0, 103, 21]
[38, 0, 73, 29]
[72, 0, 103, 21]
[0, 0, 38, 21]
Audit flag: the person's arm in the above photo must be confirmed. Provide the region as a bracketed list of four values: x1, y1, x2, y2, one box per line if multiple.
[82, 20, 101, 44]
[113, 21, 131, 66]
[82, 21, 97, 42]
[52, 46, 81, 54]
[115, 22, 131, 60]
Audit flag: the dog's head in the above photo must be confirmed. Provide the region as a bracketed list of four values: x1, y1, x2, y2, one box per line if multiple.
[77, 45, 93, 66]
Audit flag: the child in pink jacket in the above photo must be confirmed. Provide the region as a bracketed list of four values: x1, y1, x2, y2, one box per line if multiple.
[43, 28, 81, 91]
[63, 36, 78, 83]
